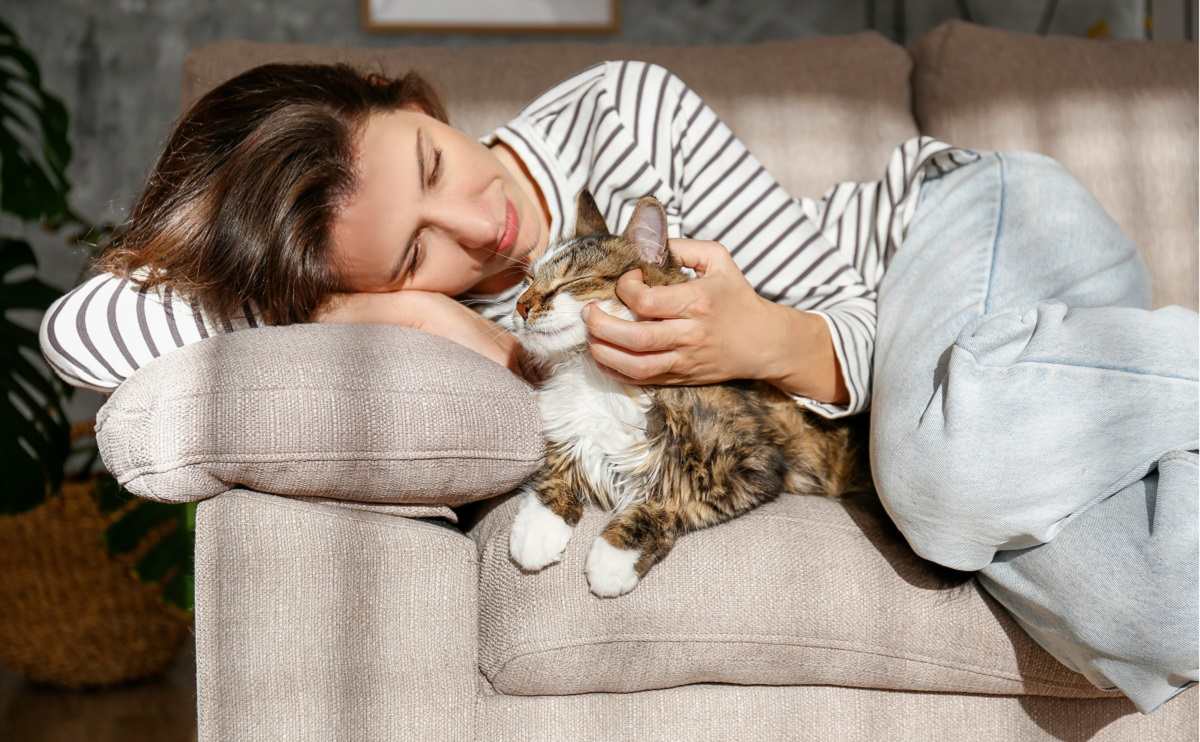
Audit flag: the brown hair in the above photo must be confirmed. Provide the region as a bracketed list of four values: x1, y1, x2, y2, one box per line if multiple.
[92, 62, 449, 325]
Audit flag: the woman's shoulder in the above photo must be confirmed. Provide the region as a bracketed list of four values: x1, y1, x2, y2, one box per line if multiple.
[514, 60, 613, 122]
[513, 59, 692, 123]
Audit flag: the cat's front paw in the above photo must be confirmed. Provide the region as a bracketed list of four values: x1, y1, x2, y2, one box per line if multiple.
[585, 536, 641, 597]
[509, 490, 575, 572]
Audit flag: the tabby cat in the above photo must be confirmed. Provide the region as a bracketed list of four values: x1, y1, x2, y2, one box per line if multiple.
[508, 190, 873, 597]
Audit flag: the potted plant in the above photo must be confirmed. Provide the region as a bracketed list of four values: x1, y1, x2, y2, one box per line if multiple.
[0, 16, 192, 687]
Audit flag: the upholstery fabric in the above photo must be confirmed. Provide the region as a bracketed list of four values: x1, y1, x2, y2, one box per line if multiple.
[96, 323, 542, 507]
[194, 491, 478, 742]
[476, 683, 1198, 742]
[181, 32, 920, 205]
[194, 493, 1199, 742]
[468, 489, 1122, 699]
[910, 20, 1199, 311]
[178, 20, 1200, 741]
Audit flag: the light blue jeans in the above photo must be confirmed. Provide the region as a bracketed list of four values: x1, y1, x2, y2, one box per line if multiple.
[871, 149, 1199, 714]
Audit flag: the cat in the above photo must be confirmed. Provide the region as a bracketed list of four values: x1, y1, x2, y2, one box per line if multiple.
[508, 189, 874, 598]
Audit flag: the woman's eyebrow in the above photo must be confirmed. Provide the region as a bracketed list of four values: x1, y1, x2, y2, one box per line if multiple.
[416, 127, 427, 194]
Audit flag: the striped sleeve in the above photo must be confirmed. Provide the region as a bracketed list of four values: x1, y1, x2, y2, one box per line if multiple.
[471, 61, 980, 420]
[632, 61, 872, 419]
[39, 269, 263, 393]
[809, 135, 984, 290]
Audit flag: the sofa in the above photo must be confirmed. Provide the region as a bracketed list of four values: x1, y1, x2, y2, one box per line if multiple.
[94, 20, 1198, 741]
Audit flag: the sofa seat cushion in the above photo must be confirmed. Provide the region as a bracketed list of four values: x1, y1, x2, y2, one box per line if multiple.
[468, 489, 1123, 699]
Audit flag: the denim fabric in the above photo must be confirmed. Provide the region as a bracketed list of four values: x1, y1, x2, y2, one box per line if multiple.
[871, 149, 1199, 713]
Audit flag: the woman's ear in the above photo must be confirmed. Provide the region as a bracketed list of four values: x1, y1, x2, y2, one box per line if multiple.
[621, 196, 668, 267]
[400, 100, 431, 116]
[574, 189, 610, 238]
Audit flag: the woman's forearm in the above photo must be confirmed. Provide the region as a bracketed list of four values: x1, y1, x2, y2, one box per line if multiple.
[758, 302, 850, 406]
[315, 290, 531, 381]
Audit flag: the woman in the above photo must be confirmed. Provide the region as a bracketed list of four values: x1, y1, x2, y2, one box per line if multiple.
[39, 61, 1197, 712]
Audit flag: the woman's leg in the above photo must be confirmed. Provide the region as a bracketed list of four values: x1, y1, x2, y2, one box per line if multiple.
[978, 449, 1198, 713]
[871, 149, 1199, 710]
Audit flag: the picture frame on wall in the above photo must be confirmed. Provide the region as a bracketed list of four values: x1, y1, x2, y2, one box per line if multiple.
[362, 0, 621, 34]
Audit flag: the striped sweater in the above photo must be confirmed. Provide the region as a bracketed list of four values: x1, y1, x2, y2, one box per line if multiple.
[39, 59, 981, 419]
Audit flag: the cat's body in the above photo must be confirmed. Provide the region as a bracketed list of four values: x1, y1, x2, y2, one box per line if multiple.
[509, 191, 873, 597]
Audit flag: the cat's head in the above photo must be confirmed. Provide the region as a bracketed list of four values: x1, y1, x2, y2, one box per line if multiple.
[513, 190, 686, 362]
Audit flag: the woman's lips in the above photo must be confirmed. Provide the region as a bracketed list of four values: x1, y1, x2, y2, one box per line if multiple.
[497, 198, 519, 254]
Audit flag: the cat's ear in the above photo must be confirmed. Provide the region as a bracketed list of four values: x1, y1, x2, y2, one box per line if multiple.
[574, 189, 610, 238]
[621, 196, 669, 266]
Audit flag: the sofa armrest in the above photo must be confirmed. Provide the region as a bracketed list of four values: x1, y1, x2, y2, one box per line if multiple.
[194, 489, 478, 742]
[96, 323, 543, 507]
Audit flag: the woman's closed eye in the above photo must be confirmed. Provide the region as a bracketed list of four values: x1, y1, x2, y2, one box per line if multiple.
[408, 146, 444, 272]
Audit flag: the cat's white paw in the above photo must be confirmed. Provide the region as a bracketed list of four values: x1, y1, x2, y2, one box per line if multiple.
[509, 490, 574, 572]
[585, 536, 641, 598]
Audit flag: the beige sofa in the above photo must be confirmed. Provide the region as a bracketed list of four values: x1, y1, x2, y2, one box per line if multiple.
[97, 21, 1198, 741]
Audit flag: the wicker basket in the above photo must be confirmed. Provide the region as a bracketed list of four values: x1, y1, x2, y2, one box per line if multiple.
[0, 424, 190, 688]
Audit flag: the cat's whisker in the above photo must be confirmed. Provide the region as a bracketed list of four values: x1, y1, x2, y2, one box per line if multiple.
[457, 296, 515, 307]
[481, 249, 532, 271]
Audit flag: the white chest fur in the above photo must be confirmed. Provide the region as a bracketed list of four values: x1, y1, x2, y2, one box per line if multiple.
[537, 355, 654, 512]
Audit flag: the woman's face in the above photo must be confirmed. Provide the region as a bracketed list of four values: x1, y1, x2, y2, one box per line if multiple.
[330, 104, 550, 296]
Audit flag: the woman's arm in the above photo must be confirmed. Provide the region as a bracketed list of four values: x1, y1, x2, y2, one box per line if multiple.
[40, 270, 533, 394]
[580, 61, 871, 418]
[582, 236, 849, 406]
[759, 302, 851, 406]
[314, 290, 533, 382]
[39, 269, 259, 392]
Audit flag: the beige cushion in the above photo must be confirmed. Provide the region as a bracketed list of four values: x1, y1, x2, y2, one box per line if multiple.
[911, 20, 1199, 311]
[182, 32, 918, 202]
[467, 489, 1123, 699]
[95, 323, 543, 509]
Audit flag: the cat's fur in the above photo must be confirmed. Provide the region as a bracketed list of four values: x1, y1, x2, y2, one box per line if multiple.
[508, 190, 874, 597]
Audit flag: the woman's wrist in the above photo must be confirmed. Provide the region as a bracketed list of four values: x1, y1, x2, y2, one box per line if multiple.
[757, 301, 850, 406]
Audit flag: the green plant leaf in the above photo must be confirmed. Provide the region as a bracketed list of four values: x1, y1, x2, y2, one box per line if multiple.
[0, 237, 69, 513]
[0, 20, 196, 612]
[105, 499, 178, 555]
[163, 571, 194, 613]
[95, 477, 196, 614]
[93, 473, 132, 515]
[0, 25, 74, 224]
[135, 527, 189, 583]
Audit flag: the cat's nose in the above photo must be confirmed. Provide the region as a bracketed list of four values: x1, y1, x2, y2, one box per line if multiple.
[515, 296, 530, 320]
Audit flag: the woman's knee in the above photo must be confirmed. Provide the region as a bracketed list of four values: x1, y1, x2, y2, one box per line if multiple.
[990, 150, 1151, 310]
[869, 325, 1029, 567]
[869, 360, 981, 551]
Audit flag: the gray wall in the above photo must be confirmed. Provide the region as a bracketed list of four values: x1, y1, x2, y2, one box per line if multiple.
[3, 0, 1189, 421]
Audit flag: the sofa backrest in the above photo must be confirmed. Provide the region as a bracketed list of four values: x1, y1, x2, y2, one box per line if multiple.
[182, 21, 1197, 311]
[180, 33, 918, 206]
[911, 20, 1198, 311]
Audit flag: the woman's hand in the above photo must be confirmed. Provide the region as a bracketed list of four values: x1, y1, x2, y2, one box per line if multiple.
[581, 239, 786, 386]
[315, 290, 530, 381]
[581, 238, 846, 404]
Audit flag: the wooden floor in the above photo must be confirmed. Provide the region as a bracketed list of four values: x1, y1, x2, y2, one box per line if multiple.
[0, 639, 197, 741]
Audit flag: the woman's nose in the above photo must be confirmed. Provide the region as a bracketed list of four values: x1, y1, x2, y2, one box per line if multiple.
[432, 198, 501, 251]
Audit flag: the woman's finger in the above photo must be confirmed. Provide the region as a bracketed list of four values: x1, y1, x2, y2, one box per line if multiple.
[583, 303, 691, 352]
[587, 336, 678, 383]
[616, 270, 703, 319]
[666, 239, 730, 274]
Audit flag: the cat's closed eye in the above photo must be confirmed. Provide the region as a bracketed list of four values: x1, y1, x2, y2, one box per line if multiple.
[547, 277, 588, 294]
